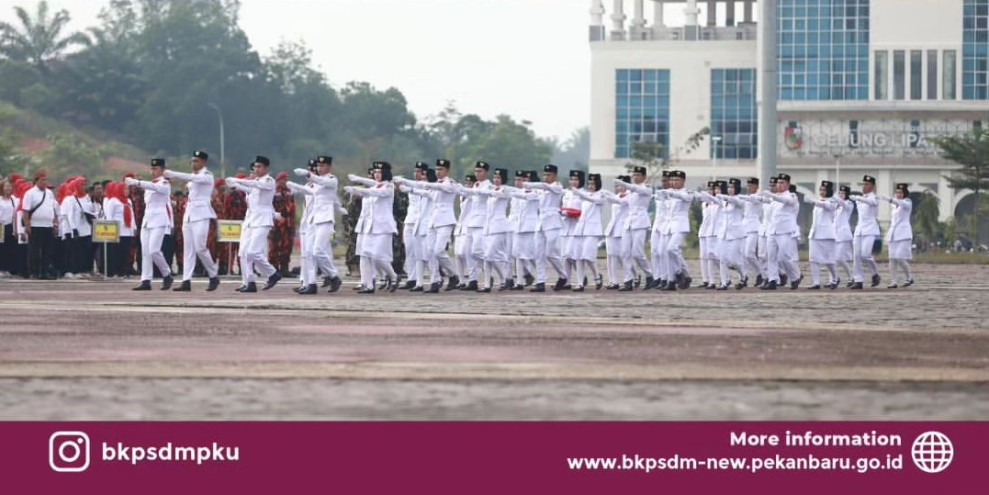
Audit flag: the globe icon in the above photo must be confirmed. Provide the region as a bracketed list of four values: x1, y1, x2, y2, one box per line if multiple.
[911, 431, 953, 474]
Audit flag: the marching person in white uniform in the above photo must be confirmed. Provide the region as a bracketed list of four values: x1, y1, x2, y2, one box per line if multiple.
[163, 150, 220, 292]
[225, 156, 281, 293]
[647, 171, 671, 290]
[834, 185, 855, 287]
[561, 170, 585, 288]
[460, 168, 513, 292]
[715, 178, 748, 290]
[613, 167, 654, 291]
[695, 180, 722, 289]
[881, 183, 915, 288]
[345, 161, 400, 294]
[570, 173, 605, 291]
[453, 174, 475, 290]
[523, 164, 568, 292]
[127, 158, 174, 291]
[398, 162, 429, 290]
[290, 155, 344, 295]
[736, 178, 763, 287]
[759, 173, 801, 290]
[849, 174, 882, 290]
[601, 175, 631, 290]
[507, 170, 541, 291]
[658, 170, 693, 290]
[394, 159, 459, 293]
[508, 170, 535, 288]
[464, 161, 493, 290]
[804, 180, 840, 290]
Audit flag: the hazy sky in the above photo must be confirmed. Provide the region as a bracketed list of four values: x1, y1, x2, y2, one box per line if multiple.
[1, 0, 605, 141]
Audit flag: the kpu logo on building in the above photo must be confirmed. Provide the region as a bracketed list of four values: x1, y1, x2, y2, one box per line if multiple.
[784, 125, 803, 151]
[49, 431, 91, 473]
[911, 431, 953, 474]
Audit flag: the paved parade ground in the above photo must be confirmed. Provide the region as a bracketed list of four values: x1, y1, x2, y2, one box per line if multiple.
[1, 262, 987, 420]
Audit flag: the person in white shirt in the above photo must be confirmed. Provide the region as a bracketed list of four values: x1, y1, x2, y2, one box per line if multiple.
[647, 171, 671, 290]
[848, 174, 882, 289]
[695, 181, 722, 289]
[104, 181, 136, 278]
[0, 179, 18, 277]
[394, 158, 459, 293]
[601, 175, 631, 290]
[880, 183, 915, 288]
[715, 178, 748, 290]
[759, 173, 801, 290]
[561, 170, 584, 288]
[125, 159, 175, 290]
[345, 161, 400, 294]
[163, 150, 220, 292]
[464, 161, 493, 291]
[289, 155, 345, 295]
[398, 162, 429, 290]
[452, 174, 475, 290]
[523, 164, 569, 292]
[803, 180, 840, 289]
[613, 167, 654, 291]
[657, 170, 694, 291]
[225, 156, 281, 293]
[507, 170, 535, 288]
[570, 173, 605, 291]
[406, 167, 438, 291]
[833, 185, 855, 287]
[736, 178, 763, 287]
[507, 170, 541, 291]
[460, 167, 513, 291]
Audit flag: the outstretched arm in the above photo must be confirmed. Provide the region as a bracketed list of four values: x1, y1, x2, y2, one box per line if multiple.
[572, 188, 604, 204]
[347, 174, 378, 188]
[163, 170, 212, 184]
[286, 182, 314, 195]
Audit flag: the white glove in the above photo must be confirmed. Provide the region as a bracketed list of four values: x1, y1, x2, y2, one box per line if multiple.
[273, 212, 282, 220]
[162, 170, 174, 178]
[803, 197, 817, 204]
[849, 195, 862, 201]
[293, 168, 309, 177]
[393, 176, 409, 185]
[347, 174, 360, 182]
[124, 177, 138, 186]
[878, 195, 890, 202]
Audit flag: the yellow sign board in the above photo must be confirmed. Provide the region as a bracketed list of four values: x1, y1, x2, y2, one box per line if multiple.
[93, 220, 120, 243]
[217, 219, 242, 243]
[0, 223, 4, 243]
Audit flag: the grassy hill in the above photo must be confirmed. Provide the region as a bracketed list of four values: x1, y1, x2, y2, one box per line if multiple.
[0, 99, 151, 182]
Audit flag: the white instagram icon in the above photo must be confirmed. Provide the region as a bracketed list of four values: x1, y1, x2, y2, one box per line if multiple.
[49, 431, 90, 472]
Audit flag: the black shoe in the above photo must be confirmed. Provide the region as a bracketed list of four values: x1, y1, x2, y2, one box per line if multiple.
[662, 282, 677, 291]
[572, 286, 585, 292]
[657, 280, 668, 290]
[552, 278, 568, 291]
[850, 281, 863, 290]
[562, 284, 573, 291]
[827, 281, 838, 290]
[160, 275, 174, 290]
[606, 284, 620, 290]
[401, 280, 416, 290]
[790, 275, 802, 290]
[530, 282, 546, 292]
[846, 280, 855, 288]
[298, 284, 318, 295]
[735, 276, 748, 290]
[903, 278, 914, 287]
[132, 281, 152, 291]
[755, 275, 764, 287]
[806, 285, 821, 290]
[357, 287, 375, 294]
[462, 280, 478, 291]
[618, 281, 633, 291]
[445, 276, 460, 291]
[388, 275, 401, 293]
[327, 276, 342, 293]
[679, 276, 692, 290]
[716, 285, 728, 291]
[706, 283, 716, 290]
[760, 280, 778, 290]
[644, 276, 655, 290]
[887, 283, 898, 289]
[523, 273, 535, 287]
[235, 285, 248, 292]
[595, 274, 603, 290]
[426, 282, 441, 293]
[509, 284, 524, 291]
[871, 274, 881, 287]
[701, 282, 709, 289]
[478, 286, 492, 293]
[377, 279, 388, 291]
[241, 282, 258, 293]
[293, 285, 303, 293]
[322, 277, 333, 288]
[352, 285, 363, 291]
[207, 277, 220, 292]
[504, 278, 515, 290]
[410, 285, 424, 292]
[633, 275, 642, 289]
[172, 280, 191, 292]
[779, 274, 788, 287]
[263, 272, 282, 290]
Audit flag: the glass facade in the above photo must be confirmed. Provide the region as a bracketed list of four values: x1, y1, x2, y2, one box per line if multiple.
[874, 50, 888, 100]
[910, 50, 923, 100]
[777, 0, 870, 101]
[927, 50, 938, 100]
[710, 69, 758, 160]
[963, 0, 989, 99]
[614, 69, 670, 159]
[893, 50, 905, 100]
[944, 50, 958, 100]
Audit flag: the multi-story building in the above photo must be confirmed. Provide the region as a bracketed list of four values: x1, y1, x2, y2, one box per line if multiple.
[589, 0, 989, 228]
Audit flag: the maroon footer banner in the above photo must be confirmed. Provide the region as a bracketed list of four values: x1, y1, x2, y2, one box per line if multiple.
[0, 422, 981, 494]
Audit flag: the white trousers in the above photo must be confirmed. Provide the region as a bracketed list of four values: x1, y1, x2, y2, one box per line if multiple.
[313, 221, 338, 280]
[182, 219, 218, 281]
[853, 234, 879, 283]
[622, 228, 651, 282]
[429, 225, 455, 284]
[767, 233, 799, 283]
[240, 225, 275, 284]
[718, 237, 743, 286]
[665, 232, 688, 278]
[743, 232, 760, 280]
[141, 225, 170, 281]
[536, 228, 567, 283]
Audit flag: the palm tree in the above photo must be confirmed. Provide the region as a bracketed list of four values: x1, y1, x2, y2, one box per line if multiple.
[913, 191, 941, 249]
[931, 127, 989, 244]
[0, 1, 89, 74]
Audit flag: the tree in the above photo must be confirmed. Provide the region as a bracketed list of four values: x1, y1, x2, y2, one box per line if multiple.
[462, 115, 552, 177]
[0, 1, 89, 75]
[551, 126, 590, 172]
[625, 127, 710, 187]
[930, 128, 989, 243]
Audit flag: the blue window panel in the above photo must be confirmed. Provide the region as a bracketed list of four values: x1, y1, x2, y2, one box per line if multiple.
[613, 69, 671, 158]
[710, 68, 758, 160]
[963, 0, 989, 99]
